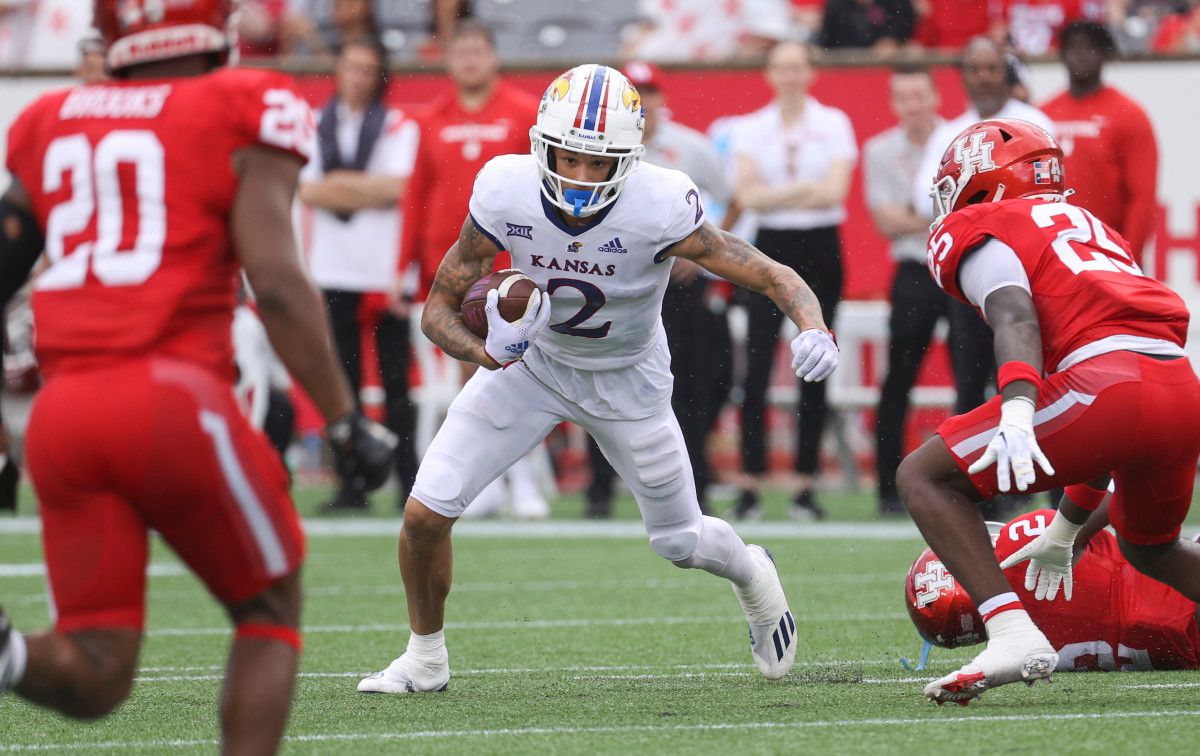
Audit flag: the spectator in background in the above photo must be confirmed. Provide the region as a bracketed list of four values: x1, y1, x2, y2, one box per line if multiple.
[1042, 22, 1158, 260]
[624, 0, 795, 61]
[912, 35, 1054, 518]
[914, 0, 990, 48]
[583, 62, 736, 519]
[731, 42, 857, 521]
[239, 0, 287, 58]
[1150, 3, 1200, 51]
[75, 28, 107, 84]
[299, 37, 420, 511]
[988, 0, 1106, 55]
[866, 64, 943, 517]
[282, 0, 377, 57]
[394, 20, 546, 520]
[819, 0, 917, 51]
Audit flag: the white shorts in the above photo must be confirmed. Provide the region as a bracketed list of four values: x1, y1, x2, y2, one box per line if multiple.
[411, 361, 701, 541]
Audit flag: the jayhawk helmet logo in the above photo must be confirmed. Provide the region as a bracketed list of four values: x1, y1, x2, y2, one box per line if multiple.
[621, 84, 641, 112]
[546, 73, 572, 102]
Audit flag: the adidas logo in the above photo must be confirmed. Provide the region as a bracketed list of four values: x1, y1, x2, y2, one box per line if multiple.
[597, 237, 627, 254]
[505, 340, 529, 354]
[771, 611, 795, 662]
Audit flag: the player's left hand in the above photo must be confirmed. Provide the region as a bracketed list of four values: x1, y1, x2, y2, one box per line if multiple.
[999, 510, 1083, 601]
[790, 329, 838, 382]
[967, 397, 1054, 493]
[327, 412, 398, 493]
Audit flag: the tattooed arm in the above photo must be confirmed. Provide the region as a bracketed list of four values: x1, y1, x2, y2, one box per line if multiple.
[420, 215, 502, 368]
[666, 222, 830, 334]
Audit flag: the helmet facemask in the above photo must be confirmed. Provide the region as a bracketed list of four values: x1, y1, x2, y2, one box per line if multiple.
[531, 128, 644, 218]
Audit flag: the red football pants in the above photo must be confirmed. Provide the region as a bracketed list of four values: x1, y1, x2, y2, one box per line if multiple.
[25, 357, 304, 633]
[938, 351, 1200, 545]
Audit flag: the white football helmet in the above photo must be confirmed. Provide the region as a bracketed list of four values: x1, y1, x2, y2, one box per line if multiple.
[530, 64, 646, 218]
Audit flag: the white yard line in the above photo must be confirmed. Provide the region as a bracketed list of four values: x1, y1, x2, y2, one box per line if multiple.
[1119, 682, 1200, 689]
[143, 612, 906, 638]
[0, 563, 185, 578]
[4, 710, 1199, 752]
[0, 517, 923, 540]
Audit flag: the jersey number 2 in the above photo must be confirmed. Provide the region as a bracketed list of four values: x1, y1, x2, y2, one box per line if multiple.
[40, 130, 165, 290]
[547, 278, 610, 338]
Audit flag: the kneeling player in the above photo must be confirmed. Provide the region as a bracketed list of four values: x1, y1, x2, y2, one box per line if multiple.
[907, 508, 1200, 681]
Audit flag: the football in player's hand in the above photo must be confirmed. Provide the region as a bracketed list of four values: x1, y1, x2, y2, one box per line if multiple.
[460, 269, 540, 338]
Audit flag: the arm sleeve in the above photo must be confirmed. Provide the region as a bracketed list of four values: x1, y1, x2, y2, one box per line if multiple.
[657, 174, 706, 251]
[958, 237, 1031, 314]
[1118, 107, 1158, 261]
[465, 158, 506, 250]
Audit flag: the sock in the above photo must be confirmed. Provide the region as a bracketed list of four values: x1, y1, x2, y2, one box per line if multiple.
[982, 606, 1041, 644]
[405, 629, 446, 663]
[675, 516, 757, 586]
[977, 591, 1022, 623]
[3, 629, 27, 688]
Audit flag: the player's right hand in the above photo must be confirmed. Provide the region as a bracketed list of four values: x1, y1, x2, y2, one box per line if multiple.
[790, 329, 838, 382]
[483, 289, 552, 368]
[999, 529, 1075, 602]
[967, 397, 1054, 493]
[327, 412, 398, 493]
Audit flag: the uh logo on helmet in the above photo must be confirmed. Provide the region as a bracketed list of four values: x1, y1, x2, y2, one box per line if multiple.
[531, 64, 646, 218]
[929, 118, 1067, 227]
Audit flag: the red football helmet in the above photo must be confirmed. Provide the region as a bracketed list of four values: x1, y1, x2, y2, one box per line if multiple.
[904, 547, 985, 649]
[94, 0, 235, 72]
[930, 118, 1066, 226]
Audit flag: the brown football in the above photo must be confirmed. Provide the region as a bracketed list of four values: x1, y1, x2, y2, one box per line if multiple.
[460, 269, 540, 338]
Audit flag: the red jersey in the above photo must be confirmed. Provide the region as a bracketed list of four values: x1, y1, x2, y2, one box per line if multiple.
[1040, 86, 1158, 260]
[928, 199, 1189, 372]
[6, 68, 313, 381]
[914, 0, 990, 49]
[995, 511, 1200, 671]
[398, 82, 539, 299]
[988, 0, 1104, 54]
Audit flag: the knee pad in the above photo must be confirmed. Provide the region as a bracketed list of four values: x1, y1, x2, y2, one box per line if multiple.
[649, 526, 700, 562]
[630, 426, 685, 496]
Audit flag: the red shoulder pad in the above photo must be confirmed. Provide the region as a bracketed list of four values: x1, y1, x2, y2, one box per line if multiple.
[211, 68, 314, 164]
[926, 204, 1002, 302]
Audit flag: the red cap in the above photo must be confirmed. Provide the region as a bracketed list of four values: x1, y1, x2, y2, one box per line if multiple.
[622, 61, 664, 92]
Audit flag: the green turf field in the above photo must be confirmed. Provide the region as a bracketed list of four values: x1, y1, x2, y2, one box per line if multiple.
[3, 486, 1200, 754]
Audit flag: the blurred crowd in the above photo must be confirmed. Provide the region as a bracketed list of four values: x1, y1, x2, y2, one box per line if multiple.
[1, 0, 1200, 69]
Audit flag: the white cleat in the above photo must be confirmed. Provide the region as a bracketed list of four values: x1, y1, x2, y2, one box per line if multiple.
[733, 545, 797, 680]
[923, 634, 1058, 706]
[357, 653, 450, 694]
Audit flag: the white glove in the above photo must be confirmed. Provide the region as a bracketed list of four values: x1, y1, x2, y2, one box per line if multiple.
[790, 329, 838, 382]
[483, 289, 552, 368]
[998, 510, 1083, 601]
[967, 397, 1054, 493]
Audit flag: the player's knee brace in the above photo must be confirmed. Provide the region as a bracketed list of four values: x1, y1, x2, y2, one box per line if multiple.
[629, 426, 686, 498]
[235, 623, 302, 652]
[649, 524, 701, 562]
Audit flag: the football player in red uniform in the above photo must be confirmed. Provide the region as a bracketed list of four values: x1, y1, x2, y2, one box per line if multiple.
[899, 118, 1200, 704]
[907, 509, 1200, 676]
[0, 1, 395, 749]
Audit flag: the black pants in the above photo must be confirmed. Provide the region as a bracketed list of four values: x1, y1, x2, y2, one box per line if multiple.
[741, 226, 843, 476]
[323, 289, 418, 496]
[874, 261, 996, 500]
[587, 278, 733, 506]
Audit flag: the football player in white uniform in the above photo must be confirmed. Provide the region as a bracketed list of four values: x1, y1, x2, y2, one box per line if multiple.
[358, 65, 840, 693]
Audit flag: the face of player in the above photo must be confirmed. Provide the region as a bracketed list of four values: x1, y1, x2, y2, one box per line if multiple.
[552, 147, 617, 190]
[765, 42, 814, 102]
[889, 72, 938, 132]
[1062, 36, 1105, 86]
[335, 42, 383, 111]
[960, 40, 1009, 118]
[448, 32, 499, 94]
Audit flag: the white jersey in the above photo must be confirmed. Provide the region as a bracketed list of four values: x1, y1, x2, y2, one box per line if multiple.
[468, 154, 704, 417]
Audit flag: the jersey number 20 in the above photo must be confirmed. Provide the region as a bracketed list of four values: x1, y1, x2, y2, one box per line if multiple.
[39, 130, 165, 290]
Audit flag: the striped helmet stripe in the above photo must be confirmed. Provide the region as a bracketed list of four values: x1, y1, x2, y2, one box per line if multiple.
[581, 66, 608, 131]
[572, 68, 594, 128]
